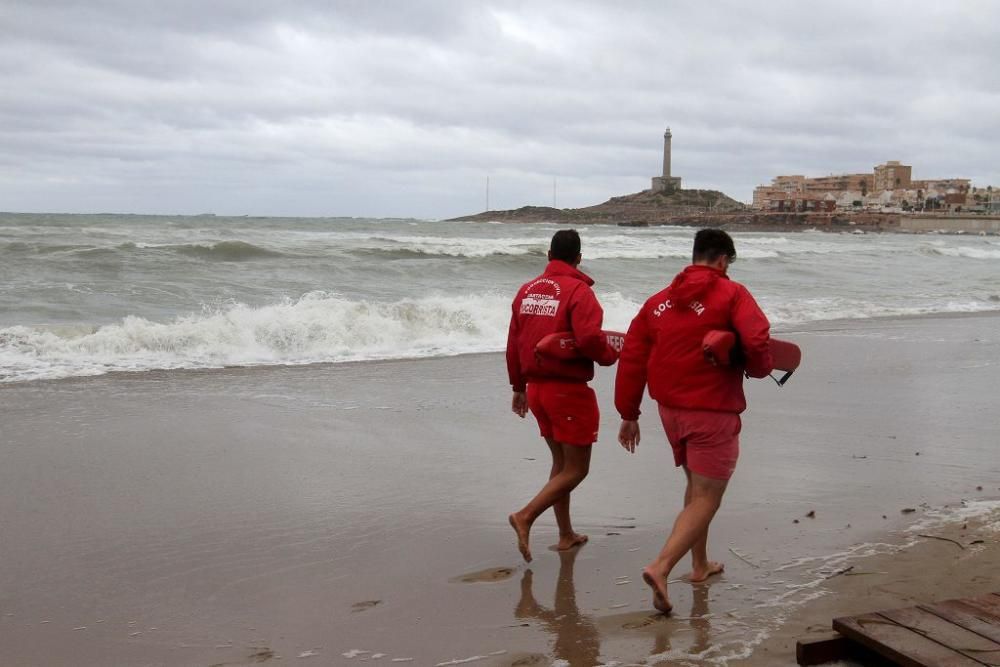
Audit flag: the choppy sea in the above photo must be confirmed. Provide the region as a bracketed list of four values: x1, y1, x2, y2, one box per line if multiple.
[2, 212, 999, 383]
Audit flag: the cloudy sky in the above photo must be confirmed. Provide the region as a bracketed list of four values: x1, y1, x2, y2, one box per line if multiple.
[2, 1, 998, 218]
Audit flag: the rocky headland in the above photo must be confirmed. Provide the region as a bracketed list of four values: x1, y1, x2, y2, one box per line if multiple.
[450, 187, 999, 234]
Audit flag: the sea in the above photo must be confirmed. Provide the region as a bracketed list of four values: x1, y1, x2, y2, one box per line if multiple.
[2, 211, 999, 384]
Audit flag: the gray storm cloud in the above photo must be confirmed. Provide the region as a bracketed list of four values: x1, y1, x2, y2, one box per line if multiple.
[1, 0, 998, 217]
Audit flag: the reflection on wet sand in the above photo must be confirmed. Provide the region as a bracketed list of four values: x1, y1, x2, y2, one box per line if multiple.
[686, 584, 712, 657]
[515, 547, 716, 665]
[515, 547, 600, 666]
[617, 580, 713, 659]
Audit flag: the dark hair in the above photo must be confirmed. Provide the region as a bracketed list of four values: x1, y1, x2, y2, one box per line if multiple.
[549, 229, 581, 263]
[692, 228, 736, 264]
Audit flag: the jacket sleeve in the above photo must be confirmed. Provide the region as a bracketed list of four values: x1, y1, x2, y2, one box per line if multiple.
[732, 286, 773, 379]
[614, 306, 652, 420]
[506, 300, 526, 391]
[570, 286, 618, 366]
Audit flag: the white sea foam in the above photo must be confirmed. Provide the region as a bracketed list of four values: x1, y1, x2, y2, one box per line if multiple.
[906, 499, 1000, 534]
[3, 286, 999, 383]
[922, 244, 1000, 259]
[0, 291, 515, 383]
[762, 296, 1000, 326]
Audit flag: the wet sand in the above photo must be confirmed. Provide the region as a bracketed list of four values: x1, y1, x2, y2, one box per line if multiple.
[735, 502, 1000, 667]
[1, 312, 998, 666]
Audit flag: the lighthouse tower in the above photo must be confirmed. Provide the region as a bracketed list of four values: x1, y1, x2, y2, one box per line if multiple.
[651, 127, 682, 193]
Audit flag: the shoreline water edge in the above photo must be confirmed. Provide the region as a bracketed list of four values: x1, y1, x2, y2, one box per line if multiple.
[2, 310, 998, 666]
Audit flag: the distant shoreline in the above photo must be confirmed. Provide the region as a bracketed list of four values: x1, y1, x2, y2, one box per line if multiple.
[454, 210, 1000, 235]
[449, 190, 1000, 235]
[453, 211, 1000, 235]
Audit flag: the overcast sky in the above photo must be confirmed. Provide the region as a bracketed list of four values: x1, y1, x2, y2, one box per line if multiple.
[2, 1, 998, 218]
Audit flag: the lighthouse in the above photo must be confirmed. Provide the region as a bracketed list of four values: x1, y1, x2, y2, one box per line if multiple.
[651, 127, 682, 193]
[663, 127, 672, 179]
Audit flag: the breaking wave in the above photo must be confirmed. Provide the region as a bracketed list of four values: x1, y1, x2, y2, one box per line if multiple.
[0, 290, 646, 384]
[919, 244, 1000, 260]
[0, 292, 516, 383]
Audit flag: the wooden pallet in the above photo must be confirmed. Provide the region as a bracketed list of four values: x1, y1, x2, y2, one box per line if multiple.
[797, 592, 1000, 666]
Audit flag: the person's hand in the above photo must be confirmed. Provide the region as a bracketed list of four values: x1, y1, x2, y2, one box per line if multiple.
[512, 391, 528, 418]
[618, 420, 640, 453]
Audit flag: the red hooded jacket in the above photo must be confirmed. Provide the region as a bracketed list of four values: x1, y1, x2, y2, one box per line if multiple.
[615, 265, 773, 419]
[506, 260, 617, 391]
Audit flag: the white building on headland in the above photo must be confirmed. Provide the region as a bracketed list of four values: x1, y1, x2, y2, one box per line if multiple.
[651, 127, 682, 193]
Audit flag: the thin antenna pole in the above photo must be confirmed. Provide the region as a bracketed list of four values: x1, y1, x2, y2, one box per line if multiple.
[486, 176, 490, 212]
[553, 177, 556, 208]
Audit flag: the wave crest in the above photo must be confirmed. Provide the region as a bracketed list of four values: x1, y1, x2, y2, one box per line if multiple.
[0, 291, 517, 383]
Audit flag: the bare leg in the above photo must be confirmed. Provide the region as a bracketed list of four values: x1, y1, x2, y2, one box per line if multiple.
[510, 442, 591, 562]
[683, 468, 724, 583]
[544, 438, 589, 551]
[642, 471, 728, 612]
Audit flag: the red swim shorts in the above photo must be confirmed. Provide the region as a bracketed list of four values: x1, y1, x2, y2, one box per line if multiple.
[658, 405, 741, 480]
[526, 381, 599, 447]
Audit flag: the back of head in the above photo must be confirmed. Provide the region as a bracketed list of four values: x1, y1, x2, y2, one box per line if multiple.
[549, 229, 581, 263]
[692, 228, 736, 264]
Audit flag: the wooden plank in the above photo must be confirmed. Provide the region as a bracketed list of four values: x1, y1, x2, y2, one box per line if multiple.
[922, 601, 1000, 645]
[796, 634, 899, 666]
[953, 595, 1000, 622]
[833, 613, 984, 667]
[879, 607, 1000, 666]
[796, 633, 853, 665]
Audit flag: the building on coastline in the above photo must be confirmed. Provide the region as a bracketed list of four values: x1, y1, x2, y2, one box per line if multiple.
[753, 161, 978, 213]
[650, 127, 682, 193]
[970, 185, 1000, 212]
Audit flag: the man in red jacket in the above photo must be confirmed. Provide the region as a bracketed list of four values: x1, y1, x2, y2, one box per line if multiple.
[615, 229, 773, 613]
[507, 229, 617, 562]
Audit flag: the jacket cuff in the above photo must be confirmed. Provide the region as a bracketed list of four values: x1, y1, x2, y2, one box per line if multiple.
[619, 410, 640, 421]
[512, 384, 526, 393]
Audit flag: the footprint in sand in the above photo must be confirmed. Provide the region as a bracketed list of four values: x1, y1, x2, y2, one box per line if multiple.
[622, 614, 669, 630]
[351, 600, 382, 612]
[451, 567, 516, 583]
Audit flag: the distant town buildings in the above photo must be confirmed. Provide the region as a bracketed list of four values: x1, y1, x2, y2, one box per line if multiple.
[753, 161, 998, 214]
[651, 127, 682, 193]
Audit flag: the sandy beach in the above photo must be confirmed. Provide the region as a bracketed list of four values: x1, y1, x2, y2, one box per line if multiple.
[1, 312, 998, 666]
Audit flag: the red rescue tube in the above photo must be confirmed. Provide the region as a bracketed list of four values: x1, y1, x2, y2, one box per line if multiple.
[535, 330, 625, 362]
[702, 330, 802, 385]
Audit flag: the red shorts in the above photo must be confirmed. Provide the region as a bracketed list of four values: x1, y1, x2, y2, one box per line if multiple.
[526, 381, 599, 446]
[658, 405, 741, 480]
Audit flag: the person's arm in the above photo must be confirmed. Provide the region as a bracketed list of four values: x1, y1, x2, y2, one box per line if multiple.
[570, 287, 618, 366]
[506, 302, 528, 417]
[732, 286, 773, 379]
[614, 307, 652, 421]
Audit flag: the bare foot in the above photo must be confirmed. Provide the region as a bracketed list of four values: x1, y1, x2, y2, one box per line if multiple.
[641, 566, 673, 614]
[557, 533, 588, 551]
[688, 561, 724, 583]
[509, 513, 532, 562]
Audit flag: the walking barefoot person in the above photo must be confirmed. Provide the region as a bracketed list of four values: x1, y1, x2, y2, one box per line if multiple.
[615, 229, 773, 613]
[506, 229, 618, 562]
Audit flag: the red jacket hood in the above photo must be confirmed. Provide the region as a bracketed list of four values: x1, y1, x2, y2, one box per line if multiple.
[543, 259, 595, 286]
[666, 265, 725, 306]
[614, 267, 773, 420]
